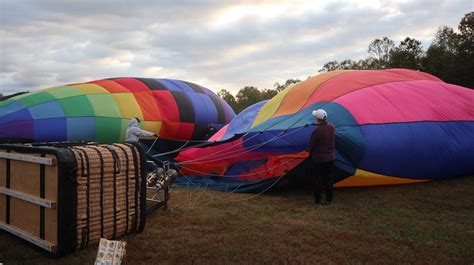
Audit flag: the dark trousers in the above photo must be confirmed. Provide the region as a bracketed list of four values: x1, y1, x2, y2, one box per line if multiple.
[312, 160, 334, 203]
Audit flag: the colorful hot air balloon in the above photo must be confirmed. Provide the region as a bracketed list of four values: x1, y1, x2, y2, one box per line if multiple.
[0, 78, 235, 143]
[175, 69, 474, 191]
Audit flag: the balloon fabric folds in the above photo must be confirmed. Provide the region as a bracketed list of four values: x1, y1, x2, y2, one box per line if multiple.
[175, 69, 474, 192]
[0, 78, 235, 143]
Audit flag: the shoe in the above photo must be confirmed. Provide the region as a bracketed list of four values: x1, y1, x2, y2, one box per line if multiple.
[322, 201, 332, 206]
[314, 197, 321, 204]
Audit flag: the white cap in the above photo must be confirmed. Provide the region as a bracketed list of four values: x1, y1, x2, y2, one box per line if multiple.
[312, 109, 327, 120]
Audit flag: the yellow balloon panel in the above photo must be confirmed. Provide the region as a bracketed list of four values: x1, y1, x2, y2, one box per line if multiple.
[73, 84, 109, 94]
[272, 70, 347, 117]
[252, 83, 295, 127]
[143, 121, 162, 134]
[334, 169, 430, 187]
[113, 93, 144, 120]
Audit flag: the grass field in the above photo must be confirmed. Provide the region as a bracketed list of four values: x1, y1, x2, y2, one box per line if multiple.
[1, 176, 473, 264]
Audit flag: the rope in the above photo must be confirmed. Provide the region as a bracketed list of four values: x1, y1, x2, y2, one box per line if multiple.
[169, 121, 313, 203]
[174, 132, 263, 165]
[177, 171, 287, 202]
[177, 181, 244, 208]
[154, 134, 213, 143]
[178, 125, 308, 166]
[176, 132, 280, 165]
[151, 140, 213, 158]
[146, 138, 159, 154]
[169, 87, 361, 205]
[150, 140, 188, 156]
[144, 133, 243, 158]
[177, 108, 314, 165]
[178, 152, 304, 178]
[224, 174, 287, 202]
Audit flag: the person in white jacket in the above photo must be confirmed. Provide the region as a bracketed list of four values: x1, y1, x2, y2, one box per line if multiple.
[125, 117, 158, 143]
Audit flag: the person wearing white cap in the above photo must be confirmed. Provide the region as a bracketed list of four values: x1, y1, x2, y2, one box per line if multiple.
[125, 117, 159, 143]
[309, 109, 336, 205]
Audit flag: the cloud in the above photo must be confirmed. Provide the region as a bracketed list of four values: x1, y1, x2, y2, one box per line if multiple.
[0, 0, 471, 95]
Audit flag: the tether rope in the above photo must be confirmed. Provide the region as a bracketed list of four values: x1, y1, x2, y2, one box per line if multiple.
[178, 172, 288, 202]
[173, 132, 264, 164]
[178, 151, 304, 178]
[177, 125, 309, 165]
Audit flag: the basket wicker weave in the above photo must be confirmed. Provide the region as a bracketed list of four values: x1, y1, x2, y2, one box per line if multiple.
[0, 142, 146, 255]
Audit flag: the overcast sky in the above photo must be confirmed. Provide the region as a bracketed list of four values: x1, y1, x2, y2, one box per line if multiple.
[0, 0, 472, 95]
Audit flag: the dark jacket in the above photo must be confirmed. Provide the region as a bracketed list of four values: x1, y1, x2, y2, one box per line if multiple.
[309, 121, 336, 162]
[204, 125, 217, 139]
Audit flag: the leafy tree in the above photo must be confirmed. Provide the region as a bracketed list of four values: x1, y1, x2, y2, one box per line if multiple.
[219, 86, 282, 114]
[274, 79, 301, 92]
[338, 59, 362, 70]
[458, 11, 474, 52]
[319, 61, 341, 72]
[358, 58, 379, 69]
[235, 86, 262, 113]
[368, 37, 395, 69]
[318, 38, 396, 72]
[260, 89, 278, 100]
[389, 37, 423, 69]
[423, 12, 474, 88]
[319, 59, 375, 72]
[316, 12, 473, 89]
[433, 26, 459, 52]
[422, 26, 458, 83]
[455, 11, 474, 88]
[218, 89, 237, 111]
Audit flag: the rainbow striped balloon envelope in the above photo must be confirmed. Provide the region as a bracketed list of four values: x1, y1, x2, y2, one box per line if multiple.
[175, 69, 474, 191]
[0, 78, 235, 143]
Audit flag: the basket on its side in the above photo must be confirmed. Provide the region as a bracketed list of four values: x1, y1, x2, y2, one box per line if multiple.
[0, 142, 146, 255]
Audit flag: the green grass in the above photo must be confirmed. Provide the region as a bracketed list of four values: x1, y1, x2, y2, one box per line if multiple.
[1, 176, 474, 264]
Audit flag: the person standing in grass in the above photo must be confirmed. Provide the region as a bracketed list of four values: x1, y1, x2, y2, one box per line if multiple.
[126, 117, 159, 143]
[309, 109, 336, 205]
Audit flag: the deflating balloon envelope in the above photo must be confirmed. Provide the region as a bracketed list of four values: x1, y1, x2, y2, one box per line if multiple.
[175, 69, 474, 191]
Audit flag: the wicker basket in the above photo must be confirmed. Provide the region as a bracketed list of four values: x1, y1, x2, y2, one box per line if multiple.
[0, 142, 146, 255]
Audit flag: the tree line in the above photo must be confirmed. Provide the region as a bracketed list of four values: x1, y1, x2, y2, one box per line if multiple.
[219, 12, 473, 114]
[319, 12, 473, 88]
[218, 79, 300, 113]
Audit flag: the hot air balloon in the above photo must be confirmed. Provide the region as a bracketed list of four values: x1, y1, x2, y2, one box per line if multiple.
[175, 69, 474, 191]
[0, 78, 235, 143]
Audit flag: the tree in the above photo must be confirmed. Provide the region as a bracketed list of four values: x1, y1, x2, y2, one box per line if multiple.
[455, 11, 474, 88]
[316, 12, 473, 88]
[432, 26, 459, 52]
[458, 11, 474, 49]
[319, 59, 374, 72]
[318, 61, 341, 72]
[260, 89, 278, 100]
[220, 85, 283, 114]
[367, 37, 395, 69]
[422, 26, 458, 83]
[389, 37, 423, 69]
[235, 86, 262, 113]
[218, 89, 237, 112]
[274, 79, 301, 92]
[357, 58, 378, 69]
[338, 59, 362, 70]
